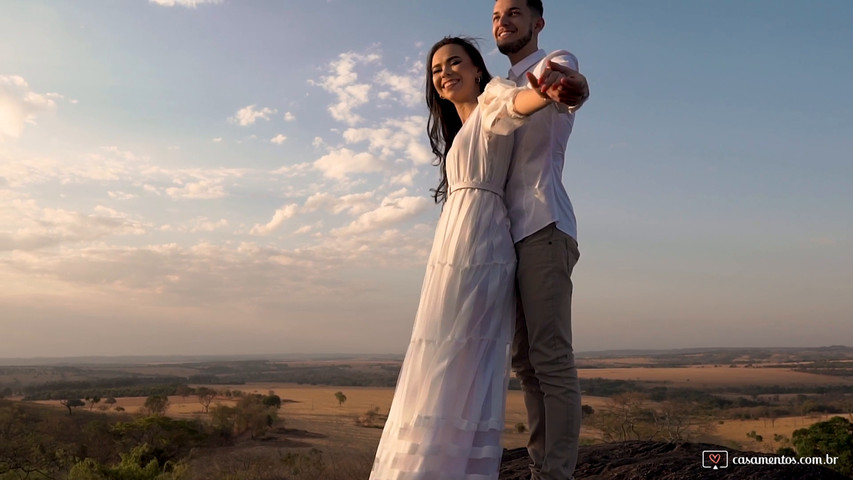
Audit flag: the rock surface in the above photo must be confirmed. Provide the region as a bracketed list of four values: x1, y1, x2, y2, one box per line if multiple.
[499, 441, 849, 480]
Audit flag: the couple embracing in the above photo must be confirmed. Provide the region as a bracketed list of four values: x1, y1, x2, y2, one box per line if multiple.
[370, 1, 589, 479]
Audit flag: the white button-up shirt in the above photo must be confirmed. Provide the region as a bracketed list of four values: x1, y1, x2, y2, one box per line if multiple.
[505, 49, 580, 243]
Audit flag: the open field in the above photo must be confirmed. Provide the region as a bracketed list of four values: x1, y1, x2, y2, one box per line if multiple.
[30, 382, 850, 455]
[578, 366, 853, 387]
[8, 347, 852, 468]
[709, 414, 853, 452]
[32, 384, 616, 451]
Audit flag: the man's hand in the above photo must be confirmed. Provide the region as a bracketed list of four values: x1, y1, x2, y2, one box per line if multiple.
[537, 60, 589, 109]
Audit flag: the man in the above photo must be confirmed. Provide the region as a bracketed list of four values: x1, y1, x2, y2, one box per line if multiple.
[492, 0, 589, 479]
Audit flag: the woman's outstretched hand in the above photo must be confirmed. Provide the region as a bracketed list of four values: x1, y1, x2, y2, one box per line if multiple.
[526, 60, 589, 109]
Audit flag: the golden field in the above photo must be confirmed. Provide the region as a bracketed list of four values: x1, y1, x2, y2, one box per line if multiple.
[24, 363, 852, 457]
[578, 365, 853, 387]
[709, 414, 849, 452]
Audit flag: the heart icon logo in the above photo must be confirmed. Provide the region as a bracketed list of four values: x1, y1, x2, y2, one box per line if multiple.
[709, 453, 721, 464]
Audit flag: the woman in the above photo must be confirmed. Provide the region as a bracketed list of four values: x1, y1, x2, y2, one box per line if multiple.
[370, 37, 570, 480]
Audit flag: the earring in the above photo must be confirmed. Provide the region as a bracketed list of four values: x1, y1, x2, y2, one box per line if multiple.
[476, 76, 481, 84]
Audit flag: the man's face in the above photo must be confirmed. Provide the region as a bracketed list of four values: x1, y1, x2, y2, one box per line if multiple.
[492, 0, 538, 55]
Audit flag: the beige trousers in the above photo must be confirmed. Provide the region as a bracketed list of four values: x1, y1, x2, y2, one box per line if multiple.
[512, 223, 581, 480]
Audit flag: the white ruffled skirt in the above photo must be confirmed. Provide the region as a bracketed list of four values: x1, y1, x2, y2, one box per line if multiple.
[370, 188, 515, 480]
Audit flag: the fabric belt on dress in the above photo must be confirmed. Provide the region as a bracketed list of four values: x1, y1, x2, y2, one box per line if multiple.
[448, 182, 504, 199]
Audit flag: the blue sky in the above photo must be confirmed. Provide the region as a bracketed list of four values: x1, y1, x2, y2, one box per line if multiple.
[1, 0, 851, 358]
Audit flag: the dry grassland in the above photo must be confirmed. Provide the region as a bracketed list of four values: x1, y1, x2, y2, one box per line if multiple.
[577, 356, 657, 367]
[579, 366, 853, 387]
[26, 366, 852, 457]
[709, 414, 852, 452]
[32, 384, 610, 452]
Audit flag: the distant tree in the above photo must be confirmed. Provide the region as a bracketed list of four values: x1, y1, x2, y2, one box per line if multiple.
[85, 395, 102, 411]
[581, 404, 595, 417]
[104, 397, 117, 406]
[765, 407, 788, 428]
[210, 404, 238, 439]
[262, 393, 282, 409]
[143, 394, 169, 417]
[773, 433, 792, 453]
[592, 392, 657, 442]
[109, 415, 209, 466]
[234, 395, 277, 439]
[196, 387, 216, 414]
[654, 400, 715, 442]
[60, 398, 85, 416]
[792, 416, 853, 477]
[0, 403, 70, 478]
[175, 384, 193, 398]
[334, 391, 347, 407]
[801, 399, 820, 416]
[356, 406, 381, 428]
[515, 422, 527, 434]
[69, 443, 188, 480]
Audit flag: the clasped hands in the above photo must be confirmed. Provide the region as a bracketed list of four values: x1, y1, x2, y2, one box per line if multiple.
[526, 61, 589, 109]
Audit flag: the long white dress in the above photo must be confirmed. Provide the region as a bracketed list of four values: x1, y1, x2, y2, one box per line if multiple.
[370, 78, 528, 480]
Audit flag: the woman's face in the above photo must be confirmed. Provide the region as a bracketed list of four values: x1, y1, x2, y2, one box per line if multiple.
[431, 44, 482, 105]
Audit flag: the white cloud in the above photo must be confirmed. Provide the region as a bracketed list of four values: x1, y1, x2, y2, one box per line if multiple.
[162, 217, 229, 233]
[250, 204, 299, 236]
[375, 69, 422, 107]
[108, 191, 137, 200]
[342, 115, 432, 165]
[149, 0, 222, 7]
[271, 162, 312, 180]
[0, 75, 60, 141]
[271, 134, 287, 144]
[312, 52, 381, 125]
[165, 178, 227, 200]
[137, 165, 248, 200]
[0, 146, 141, 188]
[293, 225, 313, 235]
[332, 193, 431, 236]
[229, 105, 277, 126]
[313, 147, 384, 180]
[390, 169, 418, 187]
[284, 112, 296, 122]
[212, 137, 223, 143]
[0, 199, 146, 252]
[303, 191, 375, 216]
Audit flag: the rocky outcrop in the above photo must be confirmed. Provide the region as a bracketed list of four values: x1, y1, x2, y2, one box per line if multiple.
[500, 441, 849, 479]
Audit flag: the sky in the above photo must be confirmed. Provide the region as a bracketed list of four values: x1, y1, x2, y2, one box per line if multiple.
[1, 0, 851, 359]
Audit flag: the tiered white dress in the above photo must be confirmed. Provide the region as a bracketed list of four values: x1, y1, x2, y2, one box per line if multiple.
[370, 78, 528, 480]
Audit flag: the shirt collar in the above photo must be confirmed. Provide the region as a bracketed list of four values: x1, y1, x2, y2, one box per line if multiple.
[509, 49, 547, 81]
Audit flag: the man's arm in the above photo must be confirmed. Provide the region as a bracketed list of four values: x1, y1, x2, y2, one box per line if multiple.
[537, 59, 589, 111]
[511, 70, 576, 116]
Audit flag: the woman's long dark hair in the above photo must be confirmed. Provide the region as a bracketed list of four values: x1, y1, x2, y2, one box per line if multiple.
[425, 37, 493, 203]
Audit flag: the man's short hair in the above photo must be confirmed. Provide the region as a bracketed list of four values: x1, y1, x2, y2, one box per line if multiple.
[528, 0, 544, 17]
[495, 0, 543, 17]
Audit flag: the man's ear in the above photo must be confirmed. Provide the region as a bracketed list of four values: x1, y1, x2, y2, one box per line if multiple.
[534, 17, 545, 34]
